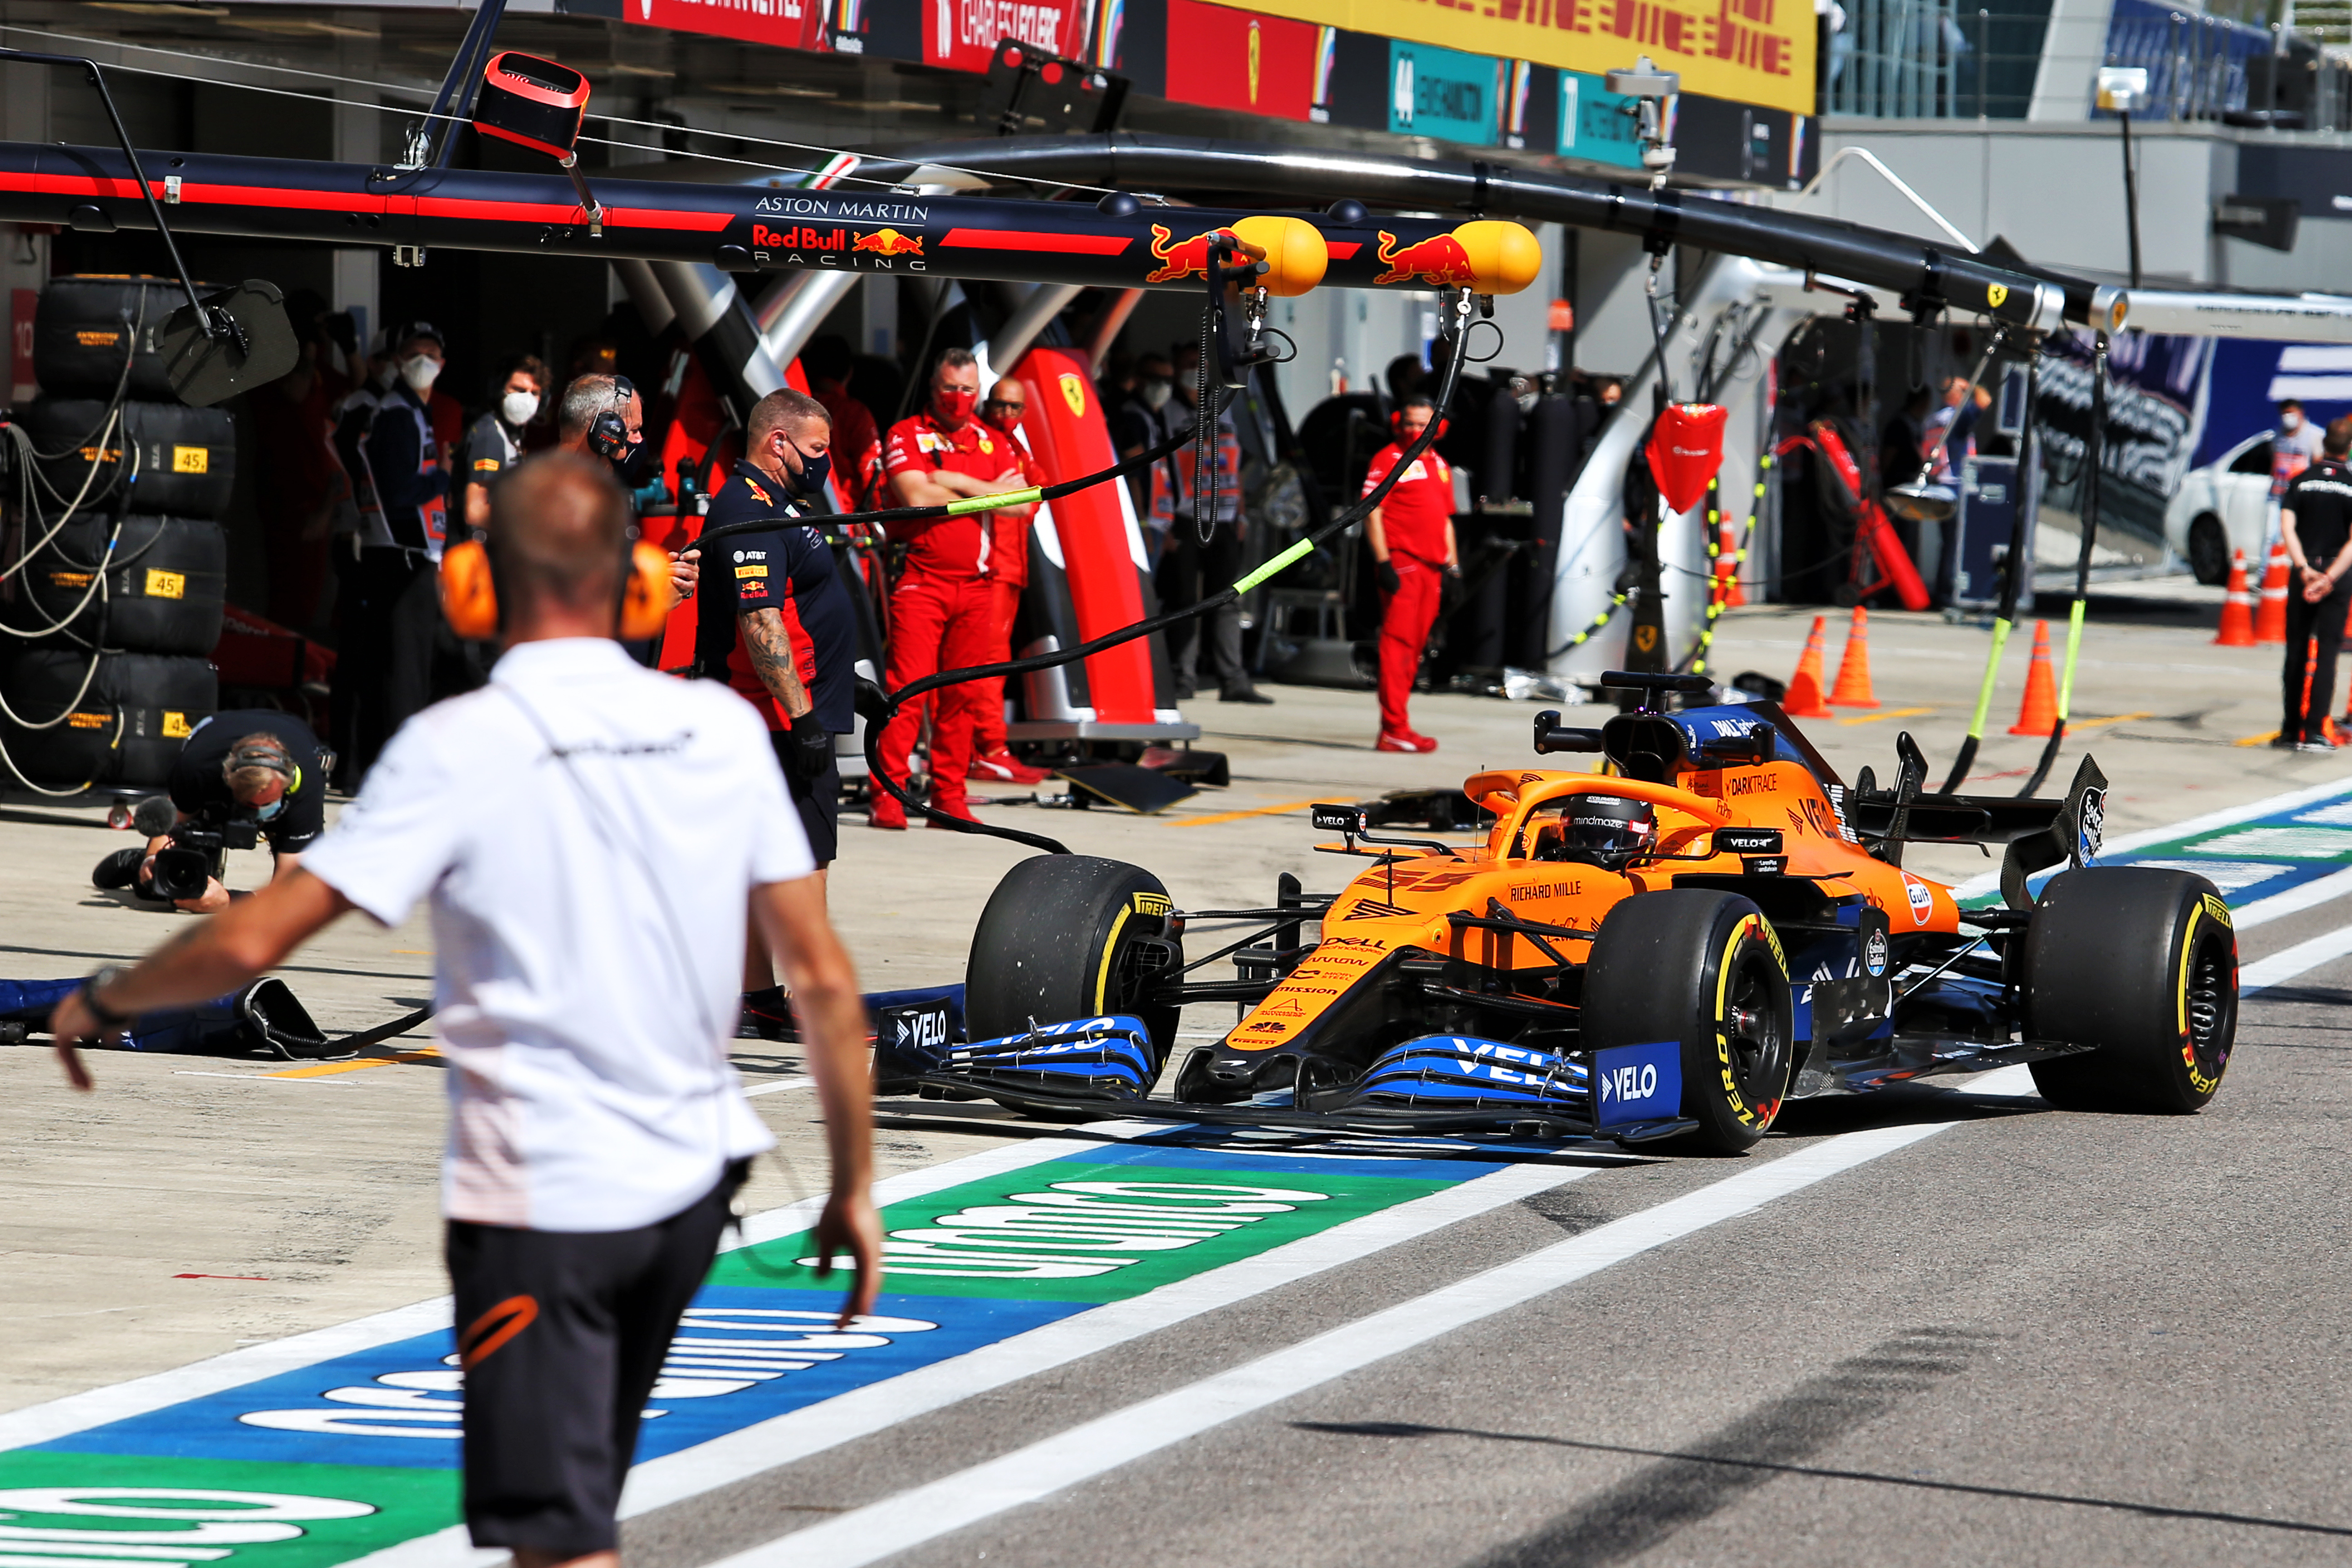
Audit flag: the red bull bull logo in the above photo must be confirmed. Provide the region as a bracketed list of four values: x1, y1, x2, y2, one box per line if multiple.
[1371, 230, 1478, 288]
[1144, 224, 1240, 285]
[853, 227, 924, 256]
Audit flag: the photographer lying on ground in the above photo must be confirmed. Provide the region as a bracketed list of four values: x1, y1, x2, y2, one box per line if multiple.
[90, 711, 328, 913]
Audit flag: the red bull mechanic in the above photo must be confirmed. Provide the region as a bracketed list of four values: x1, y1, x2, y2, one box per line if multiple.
[692, 390, 855, 880]
[1362, 394, 1460, 753]
[873, 348, 1033, 828]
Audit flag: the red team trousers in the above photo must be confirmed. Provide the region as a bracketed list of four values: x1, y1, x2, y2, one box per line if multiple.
[876, 571, 997, 811]
[1377, 558, 1445, 737]
[968, 578, 1023, 757]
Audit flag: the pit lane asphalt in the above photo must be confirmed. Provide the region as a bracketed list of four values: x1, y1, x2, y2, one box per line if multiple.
[623, 891, 2352, 1568]
[5, 603, 2350, 1565]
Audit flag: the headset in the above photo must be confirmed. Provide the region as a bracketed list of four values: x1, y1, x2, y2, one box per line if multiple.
[438, 528, 673, 642]
[588, 375, 637, 463]
[1390, 406, 1449, 442]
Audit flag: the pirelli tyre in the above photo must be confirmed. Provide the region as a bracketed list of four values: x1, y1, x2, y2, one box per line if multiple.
[0, 515, 228, 655]
[0, 648, 216, 789]
[1582, 889, 1794, 1154]
[2024, 867, 2238, 1113]
[18, 399, 237, 520]
[965, 855, 1184, 1080]
[33, 276, 214, 401]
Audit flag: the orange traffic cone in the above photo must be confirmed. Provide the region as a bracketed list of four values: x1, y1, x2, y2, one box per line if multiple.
[1784, 614, 1832, 718]
[1714, 519, 1747, 609]
[2215, 549, 2255, 647]
[1828, 605, 1880, 708]
[2254, 541, 2291, 644]
[2008, 620, 2058, 735]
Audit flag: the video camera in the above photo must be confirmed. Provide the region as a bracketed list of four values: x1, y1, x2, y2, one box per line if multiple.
[141, 797, 260, 904]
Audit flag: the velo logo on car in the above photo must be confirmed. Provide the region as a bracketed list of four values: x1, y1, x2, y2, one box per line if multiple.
[1593, 1041, 1680, 1128]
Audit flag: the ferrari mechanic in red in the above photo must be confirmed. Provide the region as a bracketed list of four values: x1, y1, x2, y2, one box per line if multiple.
[1362, 393, 1460, 754]
[874, 348, 1034, 828]
[965, 376, 1052, 786]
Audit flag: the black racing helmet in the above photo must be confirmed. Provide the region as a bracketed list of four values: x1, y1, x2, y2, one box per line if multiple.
[1563, 794, 1656, 865]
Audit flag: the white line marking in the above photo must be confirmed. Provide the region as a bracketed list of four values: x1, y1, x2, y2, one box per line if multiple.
[0, 1134, 1098, 1450]
[701, 930, 2352, 1568]
[336, 1159, 1589, 1568]
[708, 1122, 1957, 1568]
[742, 1075, 815, 1098]
[2228, 867, 2352, 931]
[621, 1160, 1585, 1515]
[1954, 773, 2352, 901]
[2240, 924, 2352, 994]
[171, 1071, 337, 1083]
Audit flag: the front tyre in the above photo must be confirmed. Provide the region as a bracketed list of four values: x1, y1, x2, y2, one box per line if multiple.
[964, 855, 1184, 1083]
[2024, 867, 2238, 1113]
[1583, 890, 1794, 1153]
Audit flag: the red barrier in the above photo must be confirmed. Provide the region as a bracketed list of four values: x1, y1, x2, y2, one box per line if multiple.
[1007, 347, 1156, 724]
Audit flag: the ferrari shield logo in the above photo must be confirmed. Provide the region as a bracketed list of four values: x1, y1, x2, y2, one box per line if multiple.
[1059, 372, 1088, 417]
[1987, 283, 2009, 309]
[1634, 625, 1659, 653]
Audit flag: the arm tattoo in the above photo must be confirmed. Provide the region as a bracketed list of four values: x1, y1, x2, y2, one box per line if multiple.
[742, 607, 811, 717]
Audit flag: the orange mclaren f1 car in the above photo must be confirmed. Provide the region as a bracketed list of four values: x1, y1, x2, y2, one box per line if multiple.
[876, 671, 2239, 1152]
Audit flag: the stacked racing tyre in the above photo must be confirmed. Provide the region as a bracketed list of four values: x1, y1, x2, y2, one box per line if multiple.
[1, 277, 231, 792]
[0, 649, 216, 789]
[1582, 889, 1795, 1154]
[2023, 867, 2238, 1113]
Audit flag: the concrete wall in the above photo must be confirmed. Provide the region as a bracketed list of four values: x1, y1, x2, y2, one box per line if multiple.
[2029, 0, 2114, 121]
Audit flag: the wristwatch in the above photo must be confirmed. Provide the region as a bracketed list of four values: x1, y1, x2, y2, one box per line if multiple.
[80, 965, 135, 1029]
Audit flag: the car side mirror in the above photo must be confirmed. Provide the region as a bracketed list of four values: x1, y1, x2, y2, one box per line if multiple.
[1533, 710, 1606, 755]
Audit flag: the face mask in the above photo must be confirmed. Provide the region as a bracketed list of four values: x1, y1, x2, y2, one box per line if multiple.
[400, 355, 441, 393]
[2283, 412, 2303, 431]
[254, 795, 285, 823]
[788, 445, 833, 498]
[613, 436, 651, 482]
[500, 390, 539, 426]
[1139, 378, 1173, 411]
[372, 362, 398, 391]
[936, 386, 978, 422]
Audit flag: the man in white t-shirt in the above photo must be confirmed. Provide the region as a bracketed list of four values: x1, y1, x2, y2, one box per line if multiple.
[50, 453, 881, 1568]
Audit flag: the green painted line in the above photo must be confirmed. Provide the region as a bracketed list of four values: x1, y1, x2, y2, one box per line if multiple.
[0, 1144, 1489, 1568]
[1233, 538, 1313, 595]
[1965, 617, 2013, 740]
[2056, 597, 2088, 721]
[946, 487, 1043, 516]
[0, 1453, 456, 1568]
[707, 1156, 1455, 1303]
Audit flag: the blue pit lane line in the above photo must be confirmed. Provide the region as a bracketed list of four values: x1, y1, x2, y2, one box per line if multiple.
[1956, 773, 2352, 913]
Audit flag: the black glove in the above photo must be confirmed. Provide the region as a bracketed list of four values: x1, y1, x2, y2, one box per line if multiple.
[787, 712, 834, 781]
[1376, 559, 1402, 596]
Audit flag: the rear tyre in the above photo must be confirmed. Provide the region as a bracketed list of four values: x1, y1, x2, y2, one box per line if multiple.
[965, 855, 1184, 1089]
[2186, 515, 2230, 587]
[2024, 867, 2238, 1113]
[1583, 889, 1793, 1153]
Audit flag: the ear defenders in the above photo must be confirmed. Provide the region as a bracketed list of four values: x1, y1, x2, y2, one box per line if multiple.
[1392, 408, 1449, 442]
[588, 375, 637, 462]
[439, 534, 674, 642]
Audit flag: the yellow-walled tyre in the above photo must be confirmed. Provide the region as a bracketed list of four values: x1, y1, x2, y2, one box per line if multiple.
[2025, 867, 2237, 1113]
[965, 855, 1184, 1084]
[1583, 890, 1793, 1154]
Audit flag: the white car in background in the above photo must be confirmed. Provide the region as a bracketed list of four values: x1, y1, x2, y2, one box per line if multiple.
[2166, 431, 2279, 584]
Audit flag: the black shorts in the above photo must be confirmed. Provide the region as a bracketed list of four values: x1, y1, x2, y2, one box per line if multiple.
[770, 730, 841, 866]
[444, 1163, 745, 1557]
